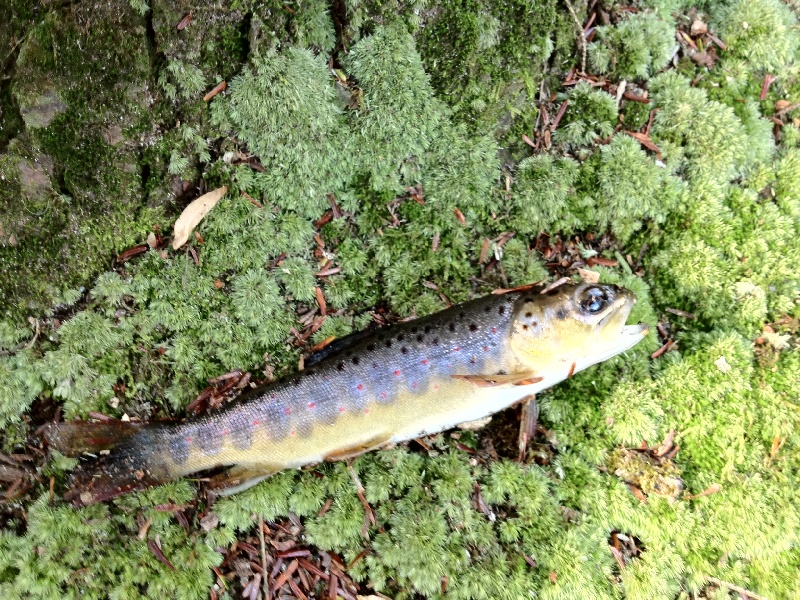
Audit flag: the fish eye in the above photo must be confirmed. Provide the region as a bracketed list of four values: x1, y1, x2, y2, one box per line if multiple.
[580, 286, 609, 314]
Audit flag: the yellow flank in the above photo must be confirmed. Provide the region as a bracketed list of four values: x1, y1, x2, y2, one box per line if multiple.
[171, 377, 499, 477]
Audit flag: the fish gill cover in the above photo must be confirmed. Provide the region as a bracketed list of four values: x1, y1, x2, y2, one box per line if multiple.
[0, 0, 798, 598]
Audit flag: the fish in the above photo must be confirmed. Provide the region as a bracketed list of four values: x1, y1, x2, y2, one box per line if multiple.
[44, 282, 649, 506]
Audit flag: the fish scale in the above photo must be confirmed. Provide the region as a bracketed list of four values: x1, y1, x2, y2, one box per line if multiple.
[45, 283, 649, 505]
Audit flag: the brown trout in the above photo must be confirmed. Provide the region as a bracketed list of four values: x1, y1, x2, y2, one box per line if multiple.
[46, 282, 649, 506]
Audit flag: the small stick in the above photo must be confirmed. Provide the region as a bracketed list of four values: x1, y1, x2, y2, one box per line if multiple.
[347, 462, 376, 531]
[203, 80, 227, 102]
[665, 307, 695, 319]
[258, 516, 269, 599]
[707, 577, 768, 600]
[551, 100, 569, 130]
[564, 0, 587, 73]
[540, 276, 570, 295]
[518, 395, 538, 462]
[633, 243, 647, 272]
[650, 339, 674, 359]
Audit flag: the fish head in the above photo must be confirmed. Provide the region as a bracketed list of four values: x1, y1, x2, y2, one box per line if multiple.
[509, 282, 649, 378]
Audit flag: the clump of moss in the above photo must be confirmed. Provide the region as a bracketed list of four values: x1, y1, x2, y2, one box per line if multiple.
[589, 12, 677, 81]
[552, 82, 618, 149]
[713, 0, 800, 72]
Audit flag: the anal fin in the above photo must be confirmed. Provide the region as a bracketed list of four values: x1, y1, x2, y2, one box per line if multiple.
[206, 464, 279, 496]
[323, 432, 393, 462]
[451, 372, 544, 387]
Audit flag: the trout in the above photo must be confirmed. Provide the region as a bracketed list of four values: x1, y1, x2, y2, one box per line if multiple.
[45, 282, 649, 506]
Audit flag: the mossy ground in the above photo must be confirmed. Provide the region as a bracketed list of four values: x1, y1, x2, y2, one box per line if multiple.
[0, 0, 799, 598]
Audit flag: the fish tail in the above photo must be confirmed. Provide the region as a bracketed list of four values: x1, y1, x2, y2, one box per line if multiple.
[44, 421, 176, 506]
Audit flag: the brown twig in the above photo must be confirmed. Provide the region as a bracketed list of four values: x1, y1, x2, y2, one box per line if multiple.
[564, 0, 587, 73]
[258, 517, 270, 599]
[707, 577, 768, 600]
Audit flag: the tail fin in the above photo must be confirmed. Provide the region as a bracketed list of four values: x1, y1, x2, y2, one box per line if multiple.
[44, 421, 175, 507]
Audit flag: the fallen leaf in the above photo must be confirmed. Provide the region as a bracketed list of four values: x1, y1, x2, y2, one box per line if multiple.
[624, 131, 662, 157]
[577, 268, 600, 283]
[690, 18, 707, 36]
[172, 186, 227, 249]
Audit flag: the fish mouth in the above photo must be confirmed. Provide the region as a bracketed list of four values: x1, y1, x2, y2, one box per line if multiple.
[593, 292, 650, 362]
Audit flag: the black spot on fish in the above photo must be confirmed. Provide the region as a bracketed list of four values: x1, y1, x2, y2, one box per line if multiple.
[410, 327, 418, 334]
[168, 436, 189, 464]
[522, 324, 529, 330]
[556, 309, 567, 320]
[367, 344, 375, 351]
[424, 325, 432, 333]
[416, 334, 424, 343]
[469, 323, 477, 332]
[532, 321, 538, 327]
[449, 323, 456, 332]
[385, 340, 392, 348]
[433, 338, 439, 345]
[401, 347, 408, 354]
[352, 355, 360, 365]
[498, 306, 506, 315]
[484, 305, 491, 313]
[398, 334, 405, 341]
[459, 311, 465, 319]
[337, 362, 346, 371]
[525, 311, 533, 318]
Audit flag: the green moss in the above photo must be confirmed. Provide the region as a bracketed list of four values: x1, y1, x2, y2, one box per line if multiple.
[713, 0, 800, 72]
[2, 0, 800, 598]
[552, 82, 619, 149]
[589, 12, 677, 80]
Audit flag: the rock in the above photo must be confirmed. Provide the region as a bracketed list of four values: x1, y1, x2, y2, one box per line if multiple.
[17, 155, 53, 197]
[19, 90, 67, 129]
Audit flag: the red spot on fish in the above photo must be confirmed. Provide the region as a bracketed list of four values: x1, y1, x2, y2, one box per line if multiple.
[364, 408, 370, 414]
[433, 385, 439, 390]
[186, 436, 193, 443]
[411, 381, 418, 388]
[284, 407, 291, 415]
[483, 346, 489, 352]
[308, 402, 316, 409]
[252, 420, 260, 425]
[271, 393, 277, 399]
[491, 327, 497, 333]
[380, 391, 387, 399]
[421, 359, 428, 365]
[394, 370, 401, 376]
[290, 430, 296, 436]
[339, 406, 346, 412]
[454, 346, 460, 351]
[222, 429, 228, 435]
[373, 362, 379, 369]
[357, 383, 364, 390]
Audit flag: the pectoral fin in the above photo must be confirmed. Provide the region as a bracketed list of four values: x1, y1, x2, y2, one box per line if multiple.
[451, 372, 544, 387]
[323, 432, 393, 462]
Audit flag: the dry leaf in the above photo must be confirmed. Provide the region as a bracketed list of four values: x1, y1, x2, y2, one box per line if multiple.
[690, 18, 707, 36]
[577, 268, 601, 283]
[172, 186, 227, 249]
